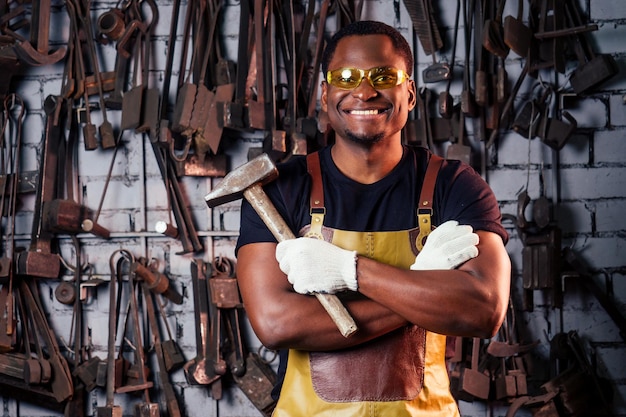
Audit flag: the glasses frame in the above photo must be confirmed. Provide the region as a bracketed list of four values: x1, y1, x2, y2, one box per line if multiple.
[326, 66, 409, 90]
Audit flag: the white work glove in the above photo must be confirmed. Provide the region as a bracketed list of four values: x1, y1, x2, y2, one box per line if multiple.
[275, 238, 358, 294]
[410, 220, 479, 270]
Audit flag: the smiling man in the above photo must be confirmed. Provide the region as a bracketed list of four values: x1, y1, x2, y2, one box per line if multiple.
[235, 21, 511, 416]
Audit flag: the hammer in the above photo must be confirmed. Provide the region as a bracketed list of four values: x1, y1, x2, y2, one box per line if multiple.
[205, 153, 357, 337]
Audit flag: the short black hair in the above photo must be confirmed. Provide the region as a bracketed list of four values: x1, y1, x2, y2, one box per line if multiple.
[321, 20, 414, 77]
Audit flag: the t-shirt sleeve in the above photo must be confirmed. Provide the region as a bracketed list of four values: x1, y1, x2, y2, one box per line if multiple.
[235, 197, 278, 255]
[437, 164, 509, 245]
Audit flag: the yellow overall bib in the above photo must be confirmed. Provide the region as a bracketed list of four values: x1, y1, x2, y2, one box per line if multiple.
[272, 153, 459, 417]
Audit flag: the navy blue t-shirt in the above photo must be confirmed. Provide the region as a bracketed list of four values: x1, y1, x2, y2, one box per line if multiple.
[236, 145, 507, 253]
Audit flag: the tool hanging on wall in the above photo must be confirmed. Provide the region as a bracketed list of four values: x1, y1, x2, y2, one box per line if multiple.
[15, 96, 63, 279]
[2, 0, 66, 67]
[0, 94, 24, 355]
[421, 0, 450, 83]
[504, 0, 532, 58]
[142, 284, 183, 417]
[506, 330, 611, 416]
[70, 0, 116, 149]
[564, 0, 618, 94]
[97, 250, 127, 417]
[184, 260, 223, 389]
[0, 279, 74, 411]
[503, 163, 562, 311]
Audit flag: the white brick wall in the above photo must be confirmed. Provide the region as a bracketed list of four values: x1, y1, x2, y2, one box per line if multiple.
[1, 0, 624, 416]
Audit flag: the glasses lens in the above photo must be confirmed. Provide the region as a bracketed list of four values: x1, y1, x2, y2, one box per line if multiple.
[328, 68, 363, 89]
[369, 67, 402, 89]
[327, 67, 406, 90]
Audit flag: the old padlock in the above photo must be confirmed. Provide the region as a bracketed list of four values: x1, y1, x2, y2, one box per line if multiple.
[209, 257, 241, 308]
[541, 110, 577, 150]
[512, 85, 552, 139]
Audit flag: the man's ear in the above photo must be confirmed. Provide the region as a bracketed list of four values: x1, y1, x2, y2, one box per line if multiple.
[320, 81, 328, 112]
[407, 79, 417, 112]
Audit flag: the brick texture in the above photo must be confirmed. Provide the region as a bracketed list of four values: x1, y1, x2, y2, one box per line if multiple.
[1, 0, 624, 416]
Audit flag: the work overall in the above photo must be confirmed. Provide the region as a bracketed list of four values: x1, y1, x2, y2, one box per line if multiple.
[272, 153, 459, 417]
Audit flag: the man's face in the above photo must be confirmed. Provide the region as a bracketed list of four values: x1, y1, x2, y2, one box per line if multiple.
[321, 34, 416, 146]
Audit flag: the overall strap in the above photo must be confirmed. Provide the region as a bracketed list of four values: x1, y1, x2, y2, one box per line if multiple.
[306, 150, 444, 248]
[306, 151, 325, 237]
[416, 153, 444, 250]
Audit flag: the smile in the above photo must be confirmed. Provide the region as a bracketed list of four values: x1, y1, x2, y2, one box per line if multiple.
[347, 109, 386, 115]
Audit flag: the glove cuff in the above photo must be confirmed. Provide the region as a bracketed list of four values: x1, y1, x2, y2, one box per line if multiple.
[338, 250, 358, 291]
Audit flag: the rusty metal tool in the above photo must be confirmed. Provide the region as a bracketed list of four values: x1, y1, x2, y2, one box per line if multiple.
[403, 0, 443, 62]
[482, 0, 510, 59]
[210, 256, 246, 377]
[458, 337, 490, 400]
[134, 0, 160, 140]
[15, 95, 62, 279]
[439, 0, 461, 119]
[184, 260, 222, 386]
[70, 0, 115, 149]
[115, 266, 154, 395]
[12, 0, 66, 66]
[154, 292, 185, 371]
[20, 279, 74, 402]
[564, 0, 618, 94]
[205, 154, 357, 337]
[460, 0, 478, 117]
[97, 250, 128, 417]
[421, 0, 450, 83]
[131, 259, 183, 305]
[142, 284, 182, 417]
[504, 0, 533, 57]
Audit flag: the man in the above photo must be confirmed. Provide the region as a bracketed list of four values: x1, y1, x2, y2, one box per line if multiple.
[235, 20, 510, 416]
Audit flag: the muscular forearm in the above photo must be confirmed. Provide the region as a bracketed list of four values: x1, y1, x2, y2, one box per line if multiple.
[357, 231, 511, 338]
[237, 243, 407, 351]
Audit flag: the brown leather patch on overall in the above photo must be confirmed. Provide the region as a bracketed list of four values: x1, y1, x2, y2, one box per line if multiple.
[310, 325, 427, 402]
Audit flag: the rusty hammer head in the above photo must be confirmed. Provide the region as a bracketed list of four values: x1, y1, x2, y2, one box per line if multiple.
[204, 153, 278, 207]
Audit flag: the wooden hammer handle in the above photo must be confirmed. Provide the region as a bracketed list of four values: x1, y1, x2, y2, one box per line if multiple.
[244, 184, 358, 337]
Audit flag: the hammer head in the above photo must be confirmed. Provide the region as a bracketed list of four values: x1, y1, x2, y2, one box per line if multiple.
[204, 153, 278, 207]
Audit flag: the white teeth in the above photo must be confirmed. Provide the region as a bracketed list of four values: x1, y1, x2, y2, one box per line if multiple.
[349, 109, 380, 115]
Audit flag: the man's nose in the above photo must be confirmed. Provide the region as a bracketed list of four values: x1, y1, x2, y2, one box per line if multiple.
[351, 76, 379, 100]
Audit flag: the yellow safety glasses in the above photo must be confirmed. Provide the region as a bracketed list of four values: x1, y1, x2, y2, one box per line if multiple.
[326, 66, 408, 90]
